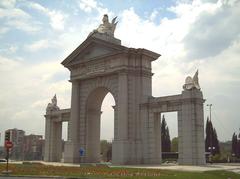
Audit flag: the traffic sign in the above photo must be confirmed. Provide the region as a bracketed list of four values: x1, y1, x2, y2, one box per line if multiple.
[79, 148, 85, 156]
[4, 141, 13, 149]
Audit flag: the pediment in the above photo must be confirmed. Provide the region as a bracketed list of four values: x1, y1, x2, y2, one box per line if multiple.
[61, 36, 125, 67]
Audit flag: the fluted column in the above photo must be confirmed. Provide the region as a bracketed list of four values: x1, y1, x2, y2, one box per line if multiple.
[112, 72, 129, 164]
[64, 80, 80, 163]
[69, 81, 80, 143]
[44, 115, 62, 162]
[117, 72, 128, 140]
[44, 116, 51, 161]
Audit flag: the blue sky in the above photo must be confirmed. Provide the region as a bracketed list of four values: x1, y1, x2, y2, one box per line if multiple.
[0, 0, 240, 144]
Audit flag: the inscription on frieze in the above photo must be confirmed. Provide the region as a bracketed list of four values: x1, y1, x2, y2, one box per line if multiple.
[71, 60, 111, 77]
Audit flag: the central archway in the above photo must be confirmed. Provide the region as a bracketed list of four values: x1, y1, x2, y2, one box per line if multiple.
[85, 87, 116, 163]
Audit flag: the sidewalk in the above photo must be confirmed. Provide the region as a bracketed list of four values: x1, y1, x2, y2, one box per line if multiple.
[121, 163, 240, 174]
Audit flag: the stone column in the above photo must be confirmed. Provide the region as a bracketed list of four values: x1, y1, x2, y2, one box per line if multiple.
[140, 106, 150, 164]
[154, 112, 162, 163]
[177, 110, 183, 164]
[64, 80, 80, 163]
[86, 109, 101, 163]
[53, 121, 63, 161]
[117, 72, 128, 140]
[67, 122, 70, 141]
[147, 112, 161, 164]
[179, 89, 205, 165]
[112, 72, 129, 164]
[112, 105, 117, 140]
[44, 115, 62, 162]
[44, 115, 51, 161]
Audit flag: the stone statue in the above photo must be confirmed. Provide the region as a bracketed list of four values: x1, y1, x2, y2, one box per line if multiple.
[46, 94, 60, 112]
[90, 14, 118, 36]
[183, 70, 201, 90]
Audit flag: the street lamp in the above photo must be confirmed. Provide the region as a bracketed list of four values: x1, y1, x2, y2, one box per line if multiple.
[208, 146, 215, 151]
[208, 146, 215, 164]
[207, 104, 214, 163]
[207, 104, 212, 121]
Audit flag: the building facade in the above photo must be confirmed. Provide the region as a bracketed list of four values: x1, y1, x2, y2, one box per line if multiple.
[5, 128, 25, 160]
[23, 134, 44, 160]
[4, 129, 44, 161]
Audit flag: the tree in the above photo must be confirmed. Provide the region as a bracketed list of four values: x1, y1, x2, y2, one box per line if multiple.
[213, 128, 220, 154]
[238, 132, 240, 157]
[232, 131, 240, 158]
[161, 115, 171, 152]
[100, 140, 112, 162]
[231, 132, 237, 156]
[205, 118, 211, 152]
[171, 137, 178, 152]
[205, 117, 220, 155]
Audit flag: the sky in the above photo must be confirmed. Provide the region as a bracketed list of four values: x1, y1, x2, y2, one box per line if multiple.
[0, 0, 240, 144]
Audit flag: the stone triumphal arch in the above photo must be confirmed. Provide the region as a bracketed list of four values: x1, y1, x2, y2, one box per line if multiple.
[44, 15, 205, 165]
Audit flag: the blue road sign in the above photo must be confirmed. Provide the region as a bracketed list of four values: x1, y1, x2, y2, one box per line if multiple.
[79, 148, 85, 156]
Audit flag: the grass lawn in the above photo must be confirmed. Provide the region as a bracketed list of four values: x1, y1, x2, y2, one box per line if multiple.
[0, 163, 239, 179]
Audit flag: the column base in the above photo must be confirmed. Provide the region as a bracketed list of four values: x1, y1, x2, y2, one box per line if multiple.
[112, 140, 130, 165]
[64, 141, 80, 163]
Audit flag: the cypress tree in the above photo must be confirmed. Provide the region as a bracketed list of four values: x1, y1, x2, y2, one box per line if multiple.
[205, 117, 213, 153]
[205, 117, 219, 155]
[237, 132, 240, 157]
[232, 132, 237, 156]
[161, 115, 171, 152]
[205, 118, 210, 152]
[213, 128, 220, 155]
[166, 127, 171, 152]
[161, 115, 167, 152]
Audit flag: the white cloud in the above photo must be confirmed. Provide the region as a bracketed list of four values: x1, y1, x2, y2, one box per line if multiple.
[0, 27, 9, 34]
[48, 10, 66, 30]
[25, 39, 51, 52]
[0, 8, 31, 19]
[0, 0, 16, 9]
[183, 0, 240, 59]
[0, 4, 41, 33]
[9, 45, 18, 53]
[79, 0, 97, 13]
[27, 2, 66, 31]
[27, 1, 48, 13]
[117, 7, 186, 61]
[0, 55, 71, 142]
[0, 55, 20, 71]
[149, 9, 159, 21]
[0, 45, 18, 55]
[6, 19, 40, 32]
[78, 0, 113, 20]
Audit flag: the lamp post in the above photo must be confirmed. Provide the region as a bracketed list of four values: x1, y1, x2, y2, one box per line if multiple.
[207, 104, 213, 151]
[207, 104, 212, 121]
[207, 104, 214, 163]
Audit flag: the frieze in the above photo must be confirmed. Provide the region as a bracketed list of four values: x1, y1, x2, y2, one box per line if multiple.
[71, 60, 111, 77]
